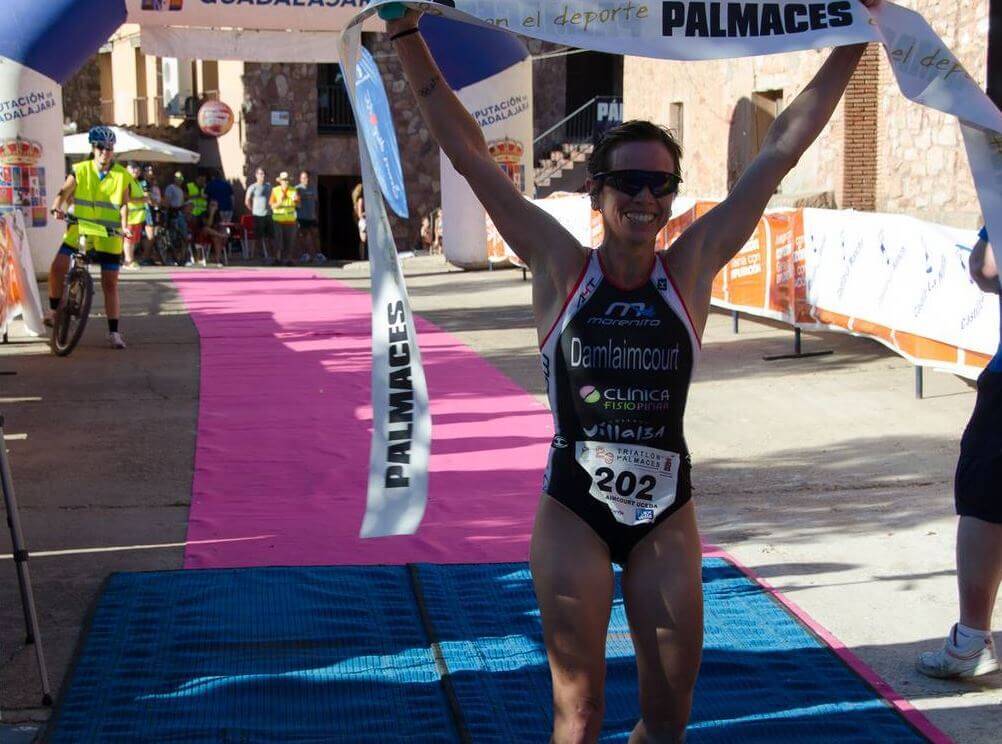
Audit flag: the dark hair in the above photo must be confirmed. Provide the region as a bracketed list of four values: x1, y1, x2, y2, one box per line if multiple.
[587, 120, 683, 197]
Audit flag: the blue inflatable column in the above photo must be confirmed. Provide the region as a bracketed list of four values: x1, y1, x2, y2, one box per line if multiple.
[0, 0, 125, 275]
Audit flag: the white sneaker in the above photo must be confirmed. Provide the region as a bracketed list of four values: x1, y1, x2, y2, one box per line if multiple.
[299, 253, 311, 263]
[107, 332, 127, 350]
[917, 625, 1000, 679]
[43, 309, 56, 328]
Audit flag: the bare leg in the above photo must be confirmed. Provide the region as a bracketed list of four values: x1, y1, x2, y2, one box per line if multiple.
[101, 270, 120, 321]
[958, 516, 1002, 630]
[623, 501, 703, 744]
[48, 252, 72, 303]
[123, 236, 136, 264]
[531, 495, 614, 744]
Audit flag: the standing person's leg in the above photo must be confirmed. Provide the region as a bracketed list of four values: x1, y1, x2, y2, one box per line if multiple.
[98, 256, 126, 349]
[530, 495, 614, 743]
[958, 517, 1002, 630]
[918, 370, 1002, 678]
[621, 502, 703, 744]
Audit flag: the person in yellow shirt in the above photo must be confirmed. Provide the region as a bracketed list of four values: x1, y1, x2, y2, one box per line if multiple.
[123, 161, 149, 270]
[47, 126, 130, 349]
[269, 171, 300, 266]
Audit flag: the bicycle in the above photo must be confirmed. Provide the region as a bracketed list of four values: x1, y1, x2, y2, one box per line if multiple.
[49, 215, 124, 357]
[153, 210, 190, 267]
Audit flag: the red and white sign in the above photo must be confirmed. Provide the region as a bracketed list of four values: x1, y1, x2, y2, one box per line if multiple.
[197, 100, 234, 137]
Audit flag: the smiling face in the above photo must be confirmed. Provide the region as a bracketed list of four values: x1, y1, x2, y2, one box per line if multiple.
[92, 144, 115, 172]
[588, 140, 678, 249]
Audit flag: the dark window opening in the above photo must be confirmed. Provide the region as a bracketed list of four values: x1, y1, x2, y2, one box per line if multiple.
[318, 64, 356, 134]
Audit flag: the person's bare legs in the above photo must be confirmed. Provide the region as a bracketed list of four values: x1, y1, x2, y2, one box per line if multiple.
[101, 269, 120, 321]
[47, 252, 72, 304]
[623, 501, 703, 744]
[957, 516, 1002, 631]
[531, 495, 614, 744]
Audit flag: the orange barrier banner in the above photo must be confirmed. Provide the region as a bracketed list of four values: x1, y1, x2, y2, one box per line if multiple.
[0, 211, 44, 336]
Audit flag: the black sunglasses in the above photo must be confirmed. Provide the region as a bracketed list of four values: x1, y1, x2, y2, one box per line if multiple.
[594, 169, 682, 198]
[94, 144, 114, 153]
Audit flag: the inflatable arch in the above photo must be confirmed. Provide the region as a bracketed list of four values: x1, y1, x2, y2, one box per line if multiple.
[0, 0, 533, 274]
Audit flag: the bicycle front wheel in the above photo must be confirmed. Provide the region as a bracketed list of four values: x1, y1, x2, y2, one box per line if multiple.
[50, 268, 94, 356]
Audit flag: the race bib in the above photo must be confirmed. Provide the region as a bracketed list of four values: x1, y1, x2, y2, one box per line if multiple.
[575, 441, 680, 526]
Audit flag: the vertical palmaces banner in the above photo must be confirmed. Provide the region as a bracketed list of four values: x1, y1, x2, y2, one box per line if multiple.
[340, 0, 1002, 536]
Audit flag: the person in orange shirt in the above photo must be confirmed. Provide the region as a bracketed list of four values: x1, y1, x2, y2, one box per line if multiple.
[269, 172, 300, 266]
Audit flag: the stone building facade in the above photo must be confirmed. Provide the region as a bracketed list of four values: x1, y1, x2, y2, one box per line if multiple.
[622, 0, 990, 227]
[59, 27, 587, 259]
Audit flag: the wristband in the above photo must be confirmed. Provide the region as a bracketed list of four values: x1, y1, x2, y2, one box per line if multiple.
[390, 27, 421, 42]
[978, 225, 989, 243]
[378, 2, 407, 20]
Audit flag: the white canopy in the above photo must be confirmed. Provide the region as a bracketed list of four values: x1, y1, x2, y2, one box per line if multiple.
[63, 127, 200, 164]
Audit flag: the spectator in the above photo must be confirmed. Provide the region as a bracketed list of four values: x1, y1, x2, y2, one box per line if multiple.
[295, 170, 322, 264]
[204, 169, 234, 224]
[142, 165, 161, 260]
[200, 201, 228, 267]
[164, 171, 186, 232]
[244, 167, 272, 261]
[432, 207, 443, 255]
[352, 183, 366, 260]
[269, 171, 300, 266]
[420, 214, 433, 252]
[123, 161, 148, 269]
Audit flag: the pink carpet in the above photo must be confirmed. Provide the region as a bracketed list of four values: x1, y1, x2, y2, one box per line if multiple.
[172, 270, 550, 568]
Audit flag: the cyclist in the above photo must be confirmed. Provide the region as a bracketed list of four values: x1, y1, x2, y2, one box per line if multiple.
[46, 125, 130, 349]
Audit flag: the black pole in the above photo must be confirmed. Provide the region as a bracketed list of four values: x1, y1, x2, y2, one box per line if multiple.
[988, 0, 1001, 109]
[915, 366, 924, 400]
[732, 310, 739, 334]
[1, 415, 52, 705]
[794, 327, 802, 355]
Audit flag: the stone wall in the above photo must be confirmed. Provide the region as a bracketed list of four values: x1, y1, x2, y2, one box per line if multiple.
[624, 48, 843, 203]
[62, 56, 103, 132]
[623, 1, 988, 226]
[875, 0, 988, 227]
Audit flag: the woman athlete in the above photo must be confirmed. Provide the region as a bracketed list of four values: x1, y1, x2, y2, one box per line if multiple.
[388, 3, 877, 741]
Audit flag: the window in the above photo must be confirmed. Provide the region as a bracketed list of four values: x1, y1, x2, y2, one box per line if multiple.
[668, 102, 684, 148]
[317, 64, 356, 134]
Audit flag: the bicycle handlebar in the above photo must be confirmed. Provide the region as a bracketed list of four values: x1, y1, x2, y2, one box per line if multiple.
[51, 211, 127, 239]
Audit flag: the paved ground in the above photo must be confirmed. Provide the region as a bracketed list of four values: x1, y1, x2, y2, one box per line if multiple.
[1, 256, 999, 742]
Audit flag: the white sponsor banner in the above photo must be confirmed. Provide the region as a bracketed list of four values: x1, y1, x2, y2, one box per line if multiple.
[802, 209, 998, 360]
[141, 27, 343, 62]
[341, 0, 1002, 535]
[340, 22, 432, 537]
[442, 58, 533, 268]
[125, 0, 376, 32]
[0, 57, 66, 278]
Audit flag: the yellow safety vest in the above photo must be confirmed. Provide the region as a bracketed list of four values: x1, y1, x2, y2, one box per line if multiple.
[63, 160, 129, 254]
[187, 181, 207, 216]
[270, 187, 298, 224]
[126, 178, 147, 226]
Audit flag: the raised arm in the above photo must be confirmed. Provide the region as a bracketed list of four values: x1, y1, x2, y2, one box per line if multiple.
[386, 12, 585, 284]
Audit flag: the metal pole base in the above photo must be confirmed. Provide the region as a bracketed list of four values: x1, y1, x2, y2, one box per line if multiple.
[763, 327, 834, 362]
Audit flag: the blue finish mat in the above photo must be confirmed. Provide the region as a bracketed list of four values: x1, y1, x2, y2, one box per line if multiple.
[50, 560, 926, 742]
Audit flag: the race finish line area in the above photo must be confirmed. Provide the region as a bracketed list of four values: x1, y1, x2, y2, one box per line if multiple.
[51, 558, 938, 742]
[42, 270, 944, 742]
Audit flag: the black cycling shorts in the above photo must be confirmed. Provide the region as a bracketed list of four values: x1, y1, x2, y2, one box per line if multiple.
[955, 368, 1002, 523]
[58, 243, 121, 272]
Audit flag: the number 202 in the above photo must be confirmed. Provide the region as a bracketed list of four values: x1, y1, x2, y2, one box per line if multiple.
[595, 467, 655, 500]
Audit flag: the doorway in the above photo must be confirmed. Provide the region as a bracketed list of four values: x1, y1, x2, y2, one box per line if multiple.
[318, 175, 361, 261]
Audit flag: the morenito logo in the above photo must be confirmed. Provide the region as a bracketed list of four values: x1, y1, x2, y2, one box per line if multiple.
[588, 301, 661, 328]
[662, 1, 854, 38]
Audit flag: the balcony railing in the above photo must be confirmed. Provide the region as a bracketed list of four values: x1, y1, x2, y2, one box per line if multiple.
[534, 95, 623, 155]
[318, 84, 355, 133]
